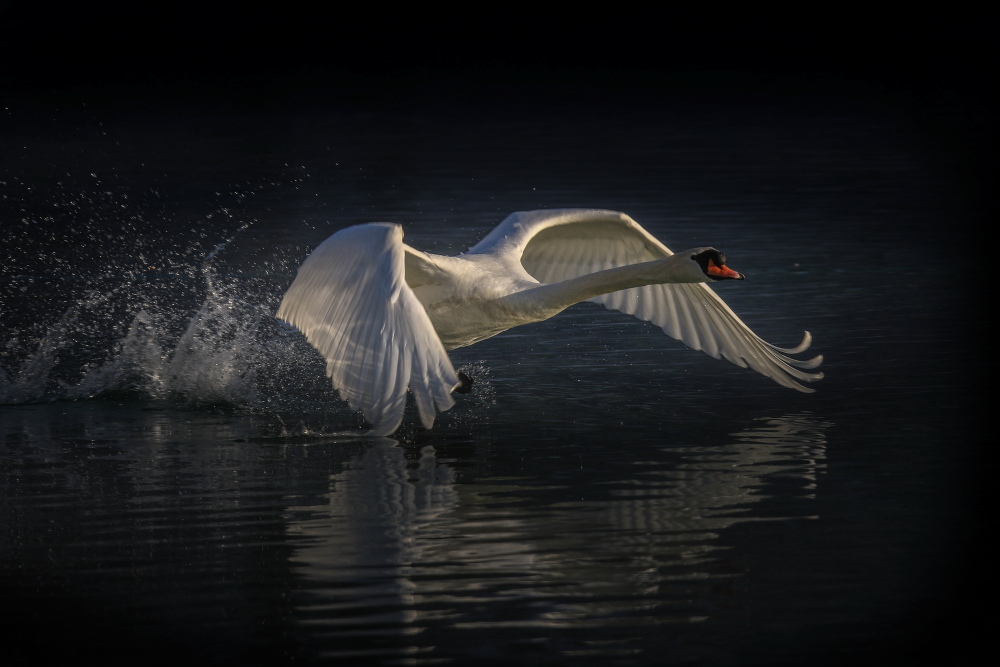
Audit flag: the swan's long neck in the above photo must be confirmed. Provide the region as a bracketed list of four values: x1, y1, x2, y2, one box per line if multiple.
[499, 255, 699, 318]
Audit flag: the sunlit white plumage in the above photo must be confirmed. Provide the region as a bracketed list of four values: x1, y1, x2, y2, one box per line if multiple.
[277, 209, 823, 435]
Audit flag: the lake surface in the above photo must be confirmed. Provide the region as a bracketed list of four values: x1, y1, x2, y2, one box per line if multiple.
[1, 87, 987, 665]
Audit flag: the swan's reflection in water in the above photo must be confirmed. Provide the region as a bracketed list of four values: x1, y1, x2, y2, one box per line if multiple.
[287, 413, 829, 663]
[288, 442, 458, 645]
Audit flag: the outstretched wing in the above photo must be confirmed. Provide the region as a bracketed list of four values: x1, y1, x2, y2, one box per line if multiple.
[470, 209, 823, 392]
[277, 223, 459, 435]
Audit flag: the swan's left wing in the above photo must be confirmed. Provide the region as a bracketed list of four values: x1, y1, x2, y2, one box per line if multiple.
[472, 209, 823, 392]
[277, 223, 459, 435]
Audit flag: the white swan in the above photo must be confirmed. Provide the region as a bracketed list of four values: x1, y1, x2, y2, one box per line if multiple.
[277, 209, 823, 435]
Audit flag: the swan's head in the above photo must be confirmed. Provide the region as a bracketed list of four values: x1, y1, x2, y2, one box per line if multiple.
[688, 248, 745, 282]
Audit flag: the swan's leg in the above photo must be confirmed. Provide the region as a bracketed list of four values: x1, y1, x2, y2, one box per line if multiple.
[455, 371, 474, 394]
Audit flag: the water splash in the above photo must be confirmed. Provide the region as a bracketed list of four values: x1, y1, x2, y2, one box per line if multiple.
[0, 164, 349, 415]
[3, 233, 260, 404]
[0, 228, 482, 435]
[449, 360, 497, 425]
[0, 165, 499, 433]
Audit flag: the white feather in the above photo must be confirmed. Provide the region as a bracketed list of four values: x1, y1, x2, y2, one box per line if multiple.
[278, 209, 823, 435]
[277, 224, 458, 435]
[493, 209, 823, 390]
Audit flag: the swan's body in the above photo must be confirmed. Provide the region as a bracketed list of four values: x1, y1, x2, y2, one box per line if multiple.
[277, 209, 823, 435]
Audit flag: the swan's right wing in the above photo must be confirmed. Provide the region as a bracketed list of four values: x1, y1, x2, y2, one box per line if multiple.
[597, 281, 824, 392]
[472, 209, 822, 392]
[277, 223, 459, 435]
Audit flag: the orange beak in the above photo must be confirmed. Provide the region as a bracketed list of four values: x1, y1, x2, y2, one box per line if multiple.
[706, 258, 744, 280]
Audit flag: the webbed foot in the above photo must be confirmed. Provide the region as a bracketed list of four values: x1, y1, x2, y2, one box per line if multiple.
[455, 371, 474, 394]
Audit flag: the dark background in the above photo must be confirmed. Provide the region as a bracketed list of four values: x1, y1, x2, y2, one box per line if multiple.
[3, 7, 992, 249]
[3, 5, 992, 202]
[2, 6, 992, 120]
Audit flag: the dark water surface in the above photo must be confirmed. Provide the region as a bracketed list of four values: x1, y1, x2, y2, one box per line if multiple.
[2, 51, 990, 665]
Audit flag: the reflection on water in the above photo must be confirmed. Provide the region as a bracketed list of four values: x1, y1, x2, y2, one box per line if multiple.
[1, 403, 828, 664]
[283, 413, 828, 663]
[288, 443, 458, 662]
